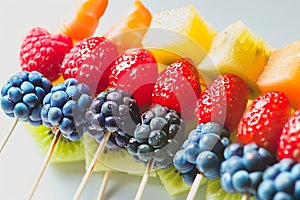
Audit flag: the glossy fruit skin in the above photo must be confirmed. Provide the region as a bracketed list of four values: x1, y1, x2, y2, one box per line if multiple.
[109, 48, 158, 107]
[152, 58, 201, 120]
[277, 109, 300, 162]
[20, 27, 73, 81]
[42, 78, 92, 141]
[237, 91, 291, 153]
[258, 158, 300, 200]
[195, 73, 249, 131]
[127, 104, 185, 169]
[1, 71, 52, 126]
[61, 36, 118, 96]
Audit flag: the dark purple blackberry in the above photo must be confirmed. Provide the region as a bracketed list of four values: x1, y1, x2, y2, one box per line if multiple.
[86, 88, 140, 149]
[126, 104, 185, 169]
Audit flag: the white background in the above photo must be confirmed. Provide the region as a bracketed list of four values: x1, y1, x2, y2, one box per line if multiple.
[0, 0, 300, 199]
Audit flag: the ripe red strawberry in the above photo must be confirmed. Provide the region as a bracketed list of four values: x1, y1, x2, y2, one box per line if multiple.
[20, 27, 73, 81]
[237, 91, 291, 153]
[152, 58, 201, 120]
[109, 48, 158, 107]
[277, 109, 300, 162]
[61, 36, 118, 96]
[195, 73, 249, 131]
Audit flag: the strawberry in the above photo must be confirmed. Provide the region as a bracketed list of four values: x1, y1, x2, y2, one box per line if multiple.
[195, 73, 249, 131]
[237, 91, 291, 153]
[20, 27, 73, 81]
[277, 109, 300, 162]
[152, 58, 201, 120]
[109, 48, 158, 107]
[61, 36, 118, 96]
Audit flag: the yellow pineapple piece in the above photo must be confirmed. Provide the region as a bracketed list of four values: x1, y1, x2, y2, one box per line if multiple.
[198, 20, 273, 98]
[142, 5, 216, 66]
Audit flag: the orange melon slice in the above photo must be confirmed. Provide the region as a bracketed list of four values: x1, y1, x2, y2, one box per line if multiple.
[257, 40, 300, 110]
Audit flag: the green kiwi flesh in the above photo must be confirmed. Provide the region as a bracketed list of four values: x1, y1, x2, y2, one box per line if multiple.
[27, 125, 85, 163]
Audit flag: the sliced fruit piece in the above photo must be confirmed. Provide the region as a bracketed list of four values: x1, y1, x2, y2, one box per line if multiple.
[143, 5, 216, 66]
[104, 0, 152, 51]
[257, 40, 300, 110]
[198, 20, 273, 98]
[83, 133, 155, 176]
[27, 125, 85, 163]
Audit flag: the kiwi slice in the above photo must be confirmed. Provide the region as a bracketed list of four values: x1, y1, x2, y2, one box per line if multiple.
[27, 124, 85, 163]
[82, 133, 156, 176]
[156, 166, 207, 197]
[206, 179, 255, 200]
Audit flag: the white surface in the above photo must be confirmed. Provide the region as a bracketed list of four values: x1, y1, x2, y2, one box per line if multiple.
[0, 0, 300, 200]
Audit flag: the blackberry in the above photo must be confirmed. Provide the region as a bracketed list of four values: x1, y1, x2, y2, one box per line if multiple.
[86, 88, 140, 149]
[1, 71, 52, 126]
[126, 104, 185, 169]
[41, 78, 92, 141]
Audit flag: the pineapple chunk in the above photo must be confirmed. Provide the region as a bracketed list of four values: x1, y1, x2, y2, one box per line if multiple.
[198, 20, 273, 98]
[142, 5, 216, 66]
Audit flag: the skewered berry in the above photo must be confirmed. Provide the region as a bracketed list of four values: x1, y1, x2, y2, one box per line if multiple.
[86, 88, 141, 148]
[1, 71, 52, 126]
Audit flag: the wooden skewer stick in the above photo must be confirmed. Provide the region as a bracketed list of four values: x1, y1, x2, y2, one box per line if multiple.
[73, 132, 111, 200]
[242, 193, 250, 200]
[28, 127, 61, 199]
[186, 173, 203, 200]
[96, 170, 112, 200]
[134, 159, 155, 200]
[0, 118, 18, 153]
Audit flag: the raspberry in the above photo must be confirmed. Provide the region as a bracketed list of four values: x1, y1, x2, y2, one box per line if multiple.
[127, 104, 185, 169]
[1, 71, 52, 126]
[61, 36, 118, 96]
[20, 27, 73, 81]
[86, 88, 141, 149]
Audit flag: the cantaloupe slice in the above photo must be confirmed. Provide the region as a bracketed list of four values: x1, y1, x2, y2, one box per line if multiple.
[142, 5, 216, 66]
[257, 40, 300, 110]
[198, 20, 273, 98]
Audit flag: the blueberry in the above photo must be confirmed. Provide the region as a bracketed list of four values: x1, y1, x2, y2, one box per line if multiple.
[199, 133, 223, 155]
[150, 117, 168, 131]
[273, 192, 293, 200]
[18, 71, 29, 81]
[291, 164, 300, 181]
[77, 93, 92, 113]
[62, 100, 76, 117]
[232, 170, 251, 193]
[188, 129, 202, 143]
[41, 104, 51, 122]
[182, 167, 198, 186]
[134, 124, 151, 143]
[28, 118, 42, 126]
[243, 150, 264, 172]
[51, 84, 67, 93]
[66, 85, 80, 100]
[224, 143, 243, 159]
[64, 78, 78, 86]
[221, 172, 236, 193]
[243, 143, 259, 154]
[201, 122, 222, 135]
[68, 130, 83, 141]
[7, 87, 23, 102]
[20, 81, 35, 94]
[196, 151, 219, 179]
[1, 83, 12, 96]
[258, 147, 276, 166]
[1, 96, 14, 113]
[9, 75, 23, 87]
[13, 102, 30, 119]
[48, 107, 63, 125]
[43, 121, 52, 128]
[181, 140, 190, 150]
[101, 101, 118, 116]
[173, 150, 194, 173]
[279, 158, 295, 172]
[274, 172, 294, 194]
[30, 106, 42, 121]
[249, 171, 263, 195]
[41, 77, 52, 93]
[137, 144, 153, 162]
[59, 117, 75, 135]
[263, 163, 281, 180]
[23, 93, 39, 108]
[294, 180, 300, 199]
[148, 130, 168, 148]
[50, 91, 68, 108]
[224, 156, 245, 175]
[35, 86, 46, 100]
[28, 71, 43, 85]
[258, 179, 276, 200]
[184, 142, 201, 164]
[77, 83, 90, 94]
[42, 93, 51, 105]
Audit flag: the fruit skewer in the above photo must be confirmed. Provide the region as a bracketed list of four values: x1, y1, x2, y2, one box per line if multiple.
[0, 71, 53, 153]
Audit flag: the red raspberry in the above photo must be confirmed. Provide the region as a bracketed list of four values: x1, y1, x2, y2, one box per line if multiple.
[61, 36, 118, 96]
[20, 27, 73, 81]
[277, 109, 300, 162]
